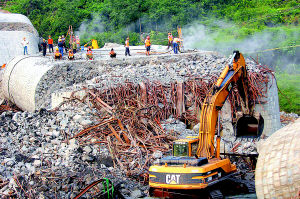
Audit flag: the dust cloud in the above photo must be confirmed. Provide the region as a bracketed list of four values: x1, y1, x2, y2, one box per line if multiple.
[182, 21, 300, 73]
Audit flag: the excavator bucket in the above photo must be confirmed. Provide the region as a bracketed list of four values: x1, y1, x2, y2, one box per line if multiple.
[235, 113, 264, 138]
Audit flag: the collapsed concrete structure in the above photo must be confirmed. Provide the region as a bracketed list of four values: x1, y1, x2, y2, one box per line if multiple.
[1, 52, 281, 137]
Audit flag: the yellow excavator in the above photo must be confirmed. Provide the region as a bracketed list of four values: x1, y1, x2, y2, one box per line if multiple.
[149, 51, 263, 198]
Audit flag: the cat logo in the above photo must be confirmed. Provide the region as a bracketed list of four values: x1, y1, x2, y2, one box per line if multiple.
[166, 174, 180, 184]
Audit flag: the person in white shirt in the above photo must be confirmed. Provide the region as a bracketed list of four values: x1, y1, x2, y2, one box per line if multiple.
[21, 37, 29, 55]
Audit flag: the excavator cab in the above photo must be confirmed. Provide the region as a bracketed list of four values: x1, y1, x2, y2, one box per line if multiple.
[172, 137, 198, 157]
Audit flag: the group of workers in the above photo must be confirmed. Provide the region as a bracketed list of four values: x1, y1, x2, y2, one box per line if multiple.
[20, 32, 180, 61]
[38, 35, 81, 60]
[167, 32, 181, 54]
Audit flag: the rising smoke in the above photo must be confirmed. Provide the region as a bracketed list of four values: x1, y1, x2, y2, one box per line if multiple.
[182, 21, 300, 73]
[75, 13, 105, 40]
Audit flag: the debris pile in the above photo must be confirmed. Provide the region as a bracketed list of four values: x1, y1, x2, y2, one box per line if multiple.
[0, 52, 276, 198]
[280, 111, 299, 127]
[0, 101, 146, 198]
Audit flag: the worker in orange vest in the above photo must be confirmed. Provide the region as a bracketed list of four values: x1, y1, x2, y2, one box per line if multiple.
[1, 64, 6, 69]
[145, 36, 151, 56]
[48, 35, 53, 53]
[109, 48, 117, 58]
[125, 37, 131, 56]
[86, 47, 93, 60]
[54, 47, 62, 60]
[68, 49, 74, 60]
[167, 32, 173, 50]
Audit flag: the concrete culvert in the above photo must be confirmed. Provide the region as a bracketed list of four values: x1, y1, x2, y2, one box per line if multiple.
[255, 118, 300, 199]
[1, 56, 100, 112]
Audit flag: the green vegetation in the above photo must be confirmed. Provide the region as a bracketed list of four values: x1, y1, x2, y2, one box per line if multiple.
[3, 0, 300, 113]
[4, 0, 299, 46]
[276, 73, 300, 114]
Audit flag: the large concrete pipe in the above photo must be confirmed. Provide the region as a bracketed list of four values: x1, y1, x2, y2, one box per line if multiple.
[0, 13, 39, 66]
[255, 119, 300, 199]
[1, 56, 100, 112]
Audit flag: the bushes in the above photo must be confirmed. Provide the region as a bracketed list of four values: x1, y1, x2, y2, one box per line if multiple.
[276, 73, 300, 114]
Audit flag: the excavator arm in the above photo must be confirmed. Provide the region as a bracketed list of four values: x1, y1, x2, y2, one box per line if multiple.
[196, 51, 250, 159]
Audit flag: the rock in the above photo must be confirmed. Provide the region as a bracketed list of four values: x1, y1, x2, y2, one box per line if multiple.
[152, 150, 162, 159]
[130, 189, 143, 198]
[80, 119, 92, 126]
[83, 146, 92, 154]
[33, 160, 41, 167]
[82, 155, 95, 162]
[52, 130, 60, 137]
[68, 139, 79, 150]
[60, 119, 68, 127]
[73, 114, 82, 121]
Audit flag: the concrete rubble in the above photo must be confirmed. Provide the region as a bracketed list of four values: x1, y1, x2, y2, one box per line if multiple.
[0, 49, 286, 198]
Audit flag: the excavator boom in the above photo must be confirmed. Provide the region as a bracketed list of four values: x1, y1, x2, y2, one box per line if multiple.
[197, 51, 248, 159]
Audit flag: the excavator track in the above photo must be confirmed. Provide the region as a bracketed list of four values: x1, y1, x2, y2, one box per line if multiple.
[225, 176, 256, 193]
[208, 190, 223, 199]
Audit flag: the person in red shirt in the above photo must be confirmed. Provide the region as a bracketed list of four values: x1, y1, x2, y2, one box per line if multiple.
[48, 35, 53, 53]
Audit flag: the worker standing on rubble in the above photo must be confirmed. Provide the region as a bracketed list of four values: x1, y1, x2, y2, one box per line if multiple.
[145, 36, 151, 56]
[41, 39, 47, 56]
[76, 36, 80, 51]
[58, 39, 64, 57]
[125, 37, 131, 56]
[167, 32, 173, 50]
[72, 40, 77, 54]
[61, 35, 67, 53]
[21, 37, 29, 55]
[48, 35, 53, 53]
[173, 37, 179, 54]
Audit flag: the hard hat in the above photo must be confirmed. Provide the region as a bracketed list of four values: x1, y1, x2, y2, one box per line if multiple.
[59, 36, 61, 39]
[56, 47, 59, 50]
[127, 37, 129, 40]
[59, 39, 62, 42]
[147, 36, 150, 39]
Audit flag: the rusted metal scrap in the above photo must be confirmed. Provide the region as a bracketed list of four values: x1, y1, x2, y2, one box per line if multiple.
[73, 65, 271, 181]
